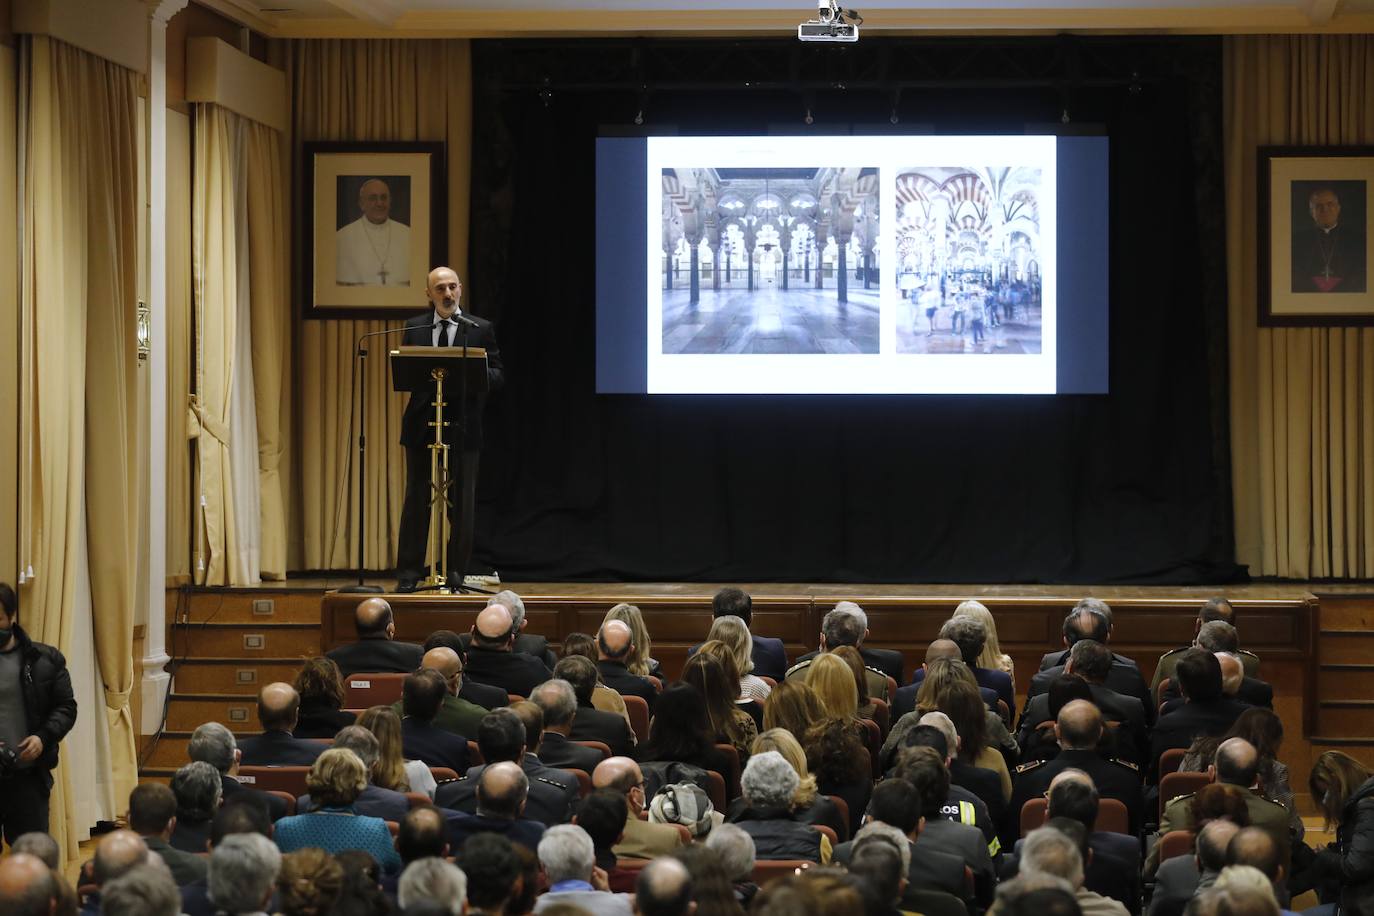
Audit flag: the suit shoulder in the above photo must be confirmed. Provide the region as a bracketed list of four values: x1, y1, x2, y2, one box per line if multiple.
[1163, 791, 1196, 809]
[784, 659, 813, 678]
[1157, 646, 1188, 661]
[1106, 758, 1139, 773]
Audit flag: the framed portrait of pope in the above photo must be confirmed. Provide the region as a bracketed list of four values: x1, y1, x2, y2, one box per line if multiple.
[303, 141, 446, 318]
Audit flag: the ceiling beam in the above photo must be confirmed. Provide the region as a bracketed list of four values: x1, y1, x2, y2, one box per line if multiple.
[319, 0, 401, 27]
[1303, 0, 1343, 26]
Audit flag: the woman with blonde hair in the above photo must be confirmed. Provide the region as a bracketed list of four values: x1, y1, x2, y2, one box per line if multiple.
[907, 657, 1017, 764]
[747, 728, 849, 842]
[763, 679, 827, 740]
[830, 646, 875, 721]
[682, 648, 758, 762]
[355, 705, 435, 798]
[706, 615, 771, 702]
[272, 749, 402, 872]
[276, 848, 343, 916]
[954, 599, 1015, 682]
[602, 603, 663, 678]
[1308, 750, 1374, 910]
[809, 653, 860, 722]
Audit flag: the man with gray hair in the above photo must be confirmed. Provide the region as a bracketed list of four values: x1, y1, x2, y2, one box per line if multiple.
[1159, 625, 1272, 711]
[1017, 640, 1148, 763]
[295, 725, 408, 821]
[487, 590, 556, 668]
[208, 833, 280, 916]
[188, 722, 287, 821]
[786, 602, 895, 699]
[734, 750, 826, 862]
[10, 832, 59, 870]
[1029, 600, 1150, 722]
[705, 822, 758, 904]
[1022, 821, 1127, 916]
[534, 824, 633, 914]
[101, 863, 181, 916]
[531, 678, 603, 773]
[168, 761, 224, 853]
[397, 857, 467, 916]
[1152, 599, 1261, 704]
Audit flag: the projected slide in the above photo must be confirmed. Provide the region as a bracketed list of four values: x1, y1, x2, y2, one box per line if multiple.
[597, 134, 1107, 395]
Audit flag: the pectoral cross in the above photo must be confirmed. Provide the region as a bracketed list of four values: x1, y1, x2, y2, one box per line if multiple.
[377, 268, 389, 284]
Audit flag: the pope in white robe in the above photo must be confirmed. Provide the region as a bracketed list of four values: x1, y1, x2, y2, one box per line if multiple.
[336, 177, 411, 286]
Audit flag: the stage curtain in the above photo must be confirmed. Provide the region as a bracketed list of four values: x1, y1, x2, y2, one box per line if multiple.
[18, 34, 139, 860]
[1225, 36, 1374, 578]
[166, 110, 193, 582]
[285, 39, 472, 571]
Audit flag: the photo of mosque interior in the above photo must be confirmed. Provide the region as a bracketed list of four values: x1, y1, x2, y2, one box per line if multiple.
[895, 167, 1044, 355]
[661, 167, 880, 354]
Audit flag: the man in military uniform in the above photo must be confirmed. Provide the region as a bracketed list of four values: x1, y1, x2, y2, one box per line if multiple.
[1151, 598, 1260, 704]
[1147, 738, 1291, 876]
[390, 647, 488, 739]
[435, 709, 576, 827]
[1148, 650, 1250, 780]
[1158, 621, 1268, 710]
[784, 603, 892, 704]
[1004, 700, 1142, 848]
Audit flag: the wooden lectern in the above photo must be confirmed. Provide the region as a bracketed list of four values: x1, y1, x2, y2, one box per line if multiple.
[390, 345, 489, 593]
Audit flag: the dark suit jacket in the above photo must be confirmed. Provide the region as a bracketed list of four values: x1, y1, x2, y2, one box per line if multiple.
[1148, 698, 1252, 779]
[460, 678, 509, 710]
[1038, 648, 1140, 672]
[596, 660, 657, 709]
[294, 700, 356, 740]
[1028, 657, 1153, 724]
[399, 310, 503, 451]
[951, 759, 1006, 826]
[570, 703, 635, 758]
[435, 755, 576, 827]
[832, 834, 969, 899]
[325, 637, 424, 678]
[401, 717, 470, 773]
[1005, 749, 1143, 846]
[298, 784, 411, 822]
[1017, 684, 1149, 763]
[445, 811, 545, 852]
[238, 729, 326, 767]
[1148, 857, 1207, 916]
[912, 665, 1013, 719]
[1160, 676, 1272, 711]
[1292, 224, 1367, 293]
[464, 645, 551, 699]
[537, 732, 605, 773]
[221, 772, 288, 820]
[1003, 832, 1142, 915]
[457, 630, 557, 670]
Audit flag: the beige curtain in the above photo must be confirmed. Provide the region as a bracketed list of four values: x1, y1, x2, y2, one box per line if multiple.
[286, 39, 472, 571]
[166, 111, 193, 582]
[19, 35, 140, 860]
[1226, 37, 1374, 578]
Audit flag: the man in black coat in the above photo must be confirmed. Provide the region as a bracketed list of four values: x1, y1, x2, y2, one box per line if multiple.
[1149, 649, 1251, 781]
[453, 591, 556, 669]
[1158, 652, 1271, 713]
[436, 709, 575, 827]
[237, 683, 326, 767]
[325, 597, 423, 677]
[556, 656, 635, 758]
[1020, 640, 1149, 764]
[792, 601, 905, 683]
[531, 679, 606, 773]
[187, 722, 288, 821]
[893, 640, 1000, 724]
[0, 583, 77, 842]
[1028, 604, 1151, 723]
[394, 266, 504, 592]
[463, 604, 552, 699]
[595, 620, 657, 710]
[399, 669, 470, 774]
[421, 630, 509, 710]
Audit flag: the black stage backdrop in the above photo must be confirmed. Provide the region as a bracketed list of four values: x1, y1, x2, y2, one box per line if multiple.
[466, 37, 1242, 584]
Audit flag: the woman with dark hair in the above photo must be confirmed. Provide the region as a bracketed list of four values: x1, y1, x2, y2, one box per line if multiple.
[804, 718, 871, 836]
[292, 657, 356, 739]
[915, 658, 1018, 768]
[935, 678, 1011, 803]
[683, 649, 757, 763]
[763, 679, 827, 740]
[332, 849, 396, 916]
[637, 683, 732, 777]
[276, 848, 344, 916]
[1181, 706, 1301, 839]
[671, 843, 746, 916]
[1306, 751, 1374, 913]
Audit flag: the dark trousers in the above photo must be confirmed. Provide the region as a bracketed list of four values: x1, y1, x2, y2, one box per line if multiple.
[396, 444, 479, 584]
[0, 770, 51, 846]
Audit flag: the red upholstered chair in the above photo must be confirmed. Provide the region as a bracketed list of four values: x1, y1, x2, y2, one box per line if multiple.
[826, 795, 850, 839]
[647, 676, 663, 693]
[1019, 796, 1131, 837]
[429, 766, 460, 783]
[343, 673, 407, 708]
[405, 792, 431, 809]
[1019, 797, 1049, 838]
[237, 766, 310, 799]
[569, 768, 592, 798]
[714, 743, 742, 798]
[467, 741, 484, 766]
[705, 770, 728, 812]
[884, 676, 899, 704]
[507, 694, 526, 705]
[386, 821, 399, 837]
[858, 718, 882, 776]
[1158, 830, 1196, 863]
[1158, 747, 1187, 777]
[868, 697, 890, 736]
[265, 790, 296, 817]
[752, 860, 812, 885]
[1159, 771, 1210, 820]
[622, 694, 650, 743]
[811, 823, 838, 846]
[572, 740, 612, 761]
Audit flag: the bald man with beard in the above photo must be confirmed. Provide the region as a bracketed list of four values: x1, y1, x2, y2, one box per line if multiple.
[462, 604, 552, 698]
[326, 597, 423, 677]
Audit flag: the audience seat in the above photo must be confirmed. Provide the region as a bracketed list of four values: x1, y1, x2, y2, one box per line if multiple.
[714, 743, 742, 798]
[617, 857, 652, 873]
[885, 676, 899, 704]
[429, 766, 460, 783]
[266, 790, 296, 817]
[859, 718, 882, 775]
[237, 766, 310, 799]
[826, 795, 850, 835]
[752, 860, 812, 884]
[811, 823, 838, 846]
[622, 694, 650, 743]
[569, 768, 592, 798]
[705, 770, 728, 812]
[343, 673, 407, 707]
[507, 694, 525, 705]
[869, 697, 890, 736]
[1157, 830, 1195, 863]
[997, 699, 1011, 726]
[405, 792, 431, 809]
[468, 741, 484, 766]
[1158, 747, 1187, 777]
[1158, 771, 1209, 819]
[386, 821, 399, 837]
[646, 676, 663, 693]
[1018, 797, 1131, 837]
[572, 739, 612, 761]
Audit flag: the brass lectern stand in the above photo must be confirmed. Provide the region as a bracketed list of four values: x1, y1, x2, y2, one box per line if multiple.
[390, 346, 489, 593]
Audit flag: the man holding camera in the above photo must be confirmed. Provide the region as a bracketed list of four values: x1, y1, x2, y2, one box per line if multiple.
[0, 583, 77, 846]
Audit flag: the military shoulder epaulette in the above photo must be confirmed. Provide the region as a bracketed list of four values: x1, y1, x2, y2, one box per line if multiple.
[784, 660, 812, 678]
[1157, 646, 1186, 660]
[536, 775, 570, 789]
[1108, 758, 1139, 771]
[1166, 792, 1195, 805]
[1015, 759, 1047, 774]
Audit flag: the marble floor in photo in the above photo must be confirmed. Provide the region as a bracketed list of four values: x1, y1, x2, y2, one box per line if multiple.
[896, 298, 1043, 354]
[663, 284, 880, 354]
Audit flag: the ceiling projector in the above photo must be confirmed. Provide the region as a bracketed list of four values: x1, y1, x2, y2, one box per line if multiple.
[799, 0, 861, 42]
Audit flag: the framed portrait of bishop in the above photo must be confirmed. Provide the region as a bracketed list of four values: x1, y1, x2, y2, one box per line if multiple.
[303, 141, 446, 318]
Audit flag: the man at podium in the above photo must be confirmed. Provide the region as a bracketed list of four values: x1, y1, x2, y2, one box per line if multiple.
[395, 266, 504, 592]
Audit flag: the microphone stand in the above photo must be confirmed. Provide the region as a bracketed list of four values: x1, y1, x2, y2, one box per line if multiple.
[339, 324, 413, 594]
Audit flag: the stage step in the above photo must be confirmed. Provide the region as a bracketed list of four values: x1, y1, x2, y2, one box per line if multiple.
[169, 588, 327, 626]
[167, 622, 321, 659]
[1315, 630, 1374, 665]
[1317, 664, 1374, 701]
[1319, 597, 1374, 630]
[172, 658, 306, 695]
[141, 733, 193, 769]
[165, 694, 264, 732]
[1314, 700, 1374, 735]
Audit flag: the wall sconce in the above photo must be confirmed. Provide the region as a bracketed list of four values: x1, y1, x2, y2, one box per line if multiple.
[136, 300, 151, 364]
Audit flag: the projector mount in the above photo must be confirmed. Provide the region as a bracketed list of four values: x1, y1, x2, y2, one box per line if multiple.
[799, 0, 863, 42]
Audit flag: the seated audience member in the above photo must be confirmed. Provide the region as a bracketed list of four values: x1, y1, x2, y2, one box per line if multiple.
[1149, 651, 1253, 779]
[575, 789, 635, 892]
[397, 858, 466, 916]
[273, 748, 402, 873]
[893, 657, 1014, 762]
[557, 654, 635, 757]
[393, 646, 487, 739]
[1021, 641, 1148, 764]
[237, 683, 326, 766]
[635, 857, 695, 916]
[1149, 818, 1243, 916]
[1225, 828, 1292, 913]
[592, 756, 686, 859]
[297, 725, 408, 821]
[531, 678, 606, 773]
[398, 668, 470, 773]
[1151, 783, 1254, 883]
[894, 639, 1001, 724]
[511, 699, 581, 796]
[275, 848, 343, 916]
[1209, 867, 1283, 916]
[1021, 820, 1128, 916]
[209, 833, 282, 916]
[1153, 738, 1291, 874]
[422, 629, 508, 710]
[830, 645, 879, 722]
[934, 678, 1013, 805]
[464, 603, 552, 698]
[1181, 708, 1302, 841]
[603, 603, 665, 679]
[1007, 700, 1142, 845]
[127, 782, 208, 885]
[80, 830, 150, 915]
[561, 633, 637, 723]
[596, 619, 658, 708]
[1161, 639, 1271, 713]
[957, 599, 1017, 680]
[912, 616, 1014, 717]
[437, 708, 576, 826]
[291, 656, 356, 739]
[709, 588, 787, 681]
[446, 760, 546, 851]
[740, 728, 849, 841]
[705, 823, 760, 909]
[1029, 603, 1151, 719]
[683, 648, 758, 762]
[669, 844, 746, 916]
[1307, 750, 1374, 909]
[806, 714, 874, 834]
[99, 864, 181, 916]
[457, 832, 524, 915]
[534, 824, 634, 915]
[852, 823, 968, 916]
[181, 800, 275, 916]
[995, 880, 1085, 916]
[747, 868, 865, 916]
[168, 761, 224, 853]
[0, 853, 61, 916]
[898, 718, 999, 849]
[1152, 599, 1261, 702]
[896, 745, 996, 900]
[334, 850, 392, 916]
[11, 833, 59, 870]
[398, 804, 450, 864]
[848, 833, 911, 916]
[1018, 675, 1095, 764]
[325, 597, 423, 677]
[357, 704, 436, 797]
[636, 683, 732, 777]
[473, 590, 557, 668]
[787, 603, 899, 696]
[707, 612, 775, 702]
[731, 750, 829, 863]
[831, 779, 968, 902]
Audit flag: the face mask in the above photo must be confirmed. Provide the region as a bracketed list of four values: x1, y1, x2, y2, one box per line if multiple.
[0, 627, 12, 644]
